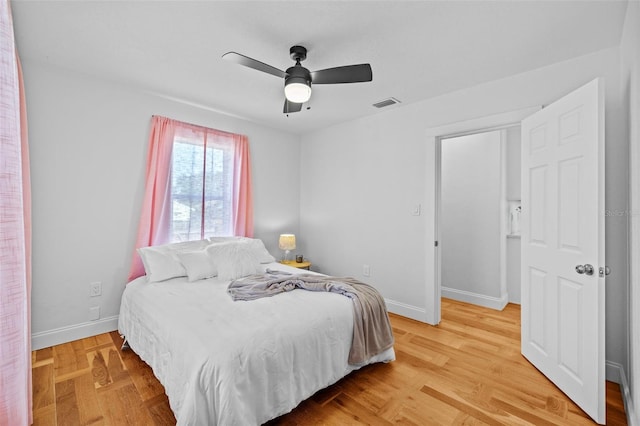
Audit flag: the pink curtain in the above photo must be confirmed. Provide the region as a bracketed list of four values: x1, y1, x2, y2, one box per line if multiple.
[232, 134, 254, 237]
[0, 0, 33, 424]
[127, 116, 175, 279]
[128, 116, 253, 280]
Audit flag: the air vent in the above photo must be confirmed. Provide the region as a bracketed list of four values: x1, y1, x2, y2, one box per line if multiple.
[372, 97, 401, 108]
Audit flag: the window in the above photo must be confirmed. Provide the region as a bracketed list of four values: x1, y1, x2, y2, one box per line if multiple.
[128, 116, 253, 280]
[170, 131, 234, 241]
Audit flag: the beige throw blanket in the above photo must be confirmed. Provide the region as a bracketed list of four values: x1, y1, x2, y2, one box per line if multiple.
[228, 272, 394, 365]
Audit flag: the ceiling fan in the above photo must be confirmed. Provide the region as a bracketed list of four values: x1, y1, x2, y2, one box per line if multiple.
[222, 45, 373, 114]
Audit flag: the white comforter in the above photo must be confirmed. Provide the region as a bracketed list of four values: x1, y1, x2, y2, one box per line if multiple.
[118, 263, 395, 425]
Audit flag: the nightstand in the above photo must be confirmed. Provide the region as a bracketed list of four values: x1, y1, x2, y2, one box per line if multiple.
[280, 260, 311, 270]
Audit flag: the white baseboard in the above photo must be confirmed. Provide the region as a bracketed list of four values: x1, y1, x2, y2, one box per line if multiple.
[31, 315, 119, 350]
[607, 360, 623, 383]
[385, 298, 428, 322]
[606, 361, 637, 426]
[441, 287, 508, 311]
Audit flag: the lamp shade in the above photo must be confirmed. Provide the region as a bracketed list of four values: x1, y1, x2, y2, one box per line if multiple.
[284, 80, 311, 103]
[278, 234, 296, 251]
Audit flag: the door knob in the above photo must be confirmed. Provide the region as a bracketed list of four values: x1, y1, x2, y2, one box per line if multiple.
[575, 264, 594, 276]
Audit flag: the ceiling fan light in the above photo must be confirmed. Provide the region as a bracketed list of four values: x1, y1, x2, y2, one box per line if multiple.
[284, 79, 311, 103]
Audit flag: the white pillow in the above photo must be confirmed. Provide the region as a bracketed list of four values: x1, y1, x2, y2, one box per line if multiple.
[138, 240, 209, 282]
[176, 249, 217, 282]
[208, 241, 260, 280]
[244, 238, 276, 263]
[207, 237, 275, 263]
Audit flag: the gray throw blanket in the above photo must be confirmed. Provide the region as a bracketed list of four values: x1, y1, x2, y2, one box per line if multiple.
[228, 272, 394, 365]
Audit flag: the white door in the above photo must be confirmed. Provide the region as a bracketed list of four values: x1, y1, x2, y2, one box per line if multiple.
[521, 78, 605, 424]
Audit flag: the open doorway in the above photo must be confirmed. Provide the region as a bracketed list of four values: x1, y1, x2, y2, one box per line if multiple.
[424, 106, 539, 326]
[436, 125, 521, 310]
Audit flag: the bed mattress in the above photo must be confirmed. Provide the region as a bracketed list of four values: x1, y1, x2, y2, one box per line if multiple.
[118, 262, 395, 425]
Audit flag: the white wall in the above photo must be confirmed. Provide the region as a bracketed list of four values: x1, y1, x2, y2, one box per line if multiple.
[23, 61, 301, 349]
[440, 131, 503, 303]
[300, 46, 628, 377]
[621, 0, 640, 423]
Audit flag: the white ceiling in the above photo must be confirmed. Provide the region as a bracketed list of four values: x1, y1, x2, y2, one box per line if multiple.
[11, 0, 629, 134]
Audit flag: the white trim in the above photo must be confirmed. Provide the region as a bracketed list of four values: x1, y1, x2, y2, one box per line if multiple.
[627, 32, 640, 426]
[441, 287, 509, 311]
[31, 315, 119, 350]
[606, 361, 637, 426]
[385, 298, 427, 322]
[499, 130, 509, 310]
[432, 138, 442, 325]
[607, 360, 623, 383]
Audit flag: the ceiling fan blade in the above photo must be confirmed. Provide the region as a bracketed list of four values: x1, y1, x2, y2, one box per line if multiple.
[283, 99, 303, 114]
[311, 64, 372, 84]
[222, 52, 286, 79]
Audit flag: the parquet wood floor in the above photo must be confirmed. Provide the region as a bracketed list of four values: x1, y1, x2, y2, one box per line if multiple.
[32, 299, 627, 425]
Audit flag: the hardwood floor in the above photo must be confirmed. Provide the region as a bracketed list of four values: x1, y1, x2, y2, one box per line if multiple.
[32, 299, 627, 425]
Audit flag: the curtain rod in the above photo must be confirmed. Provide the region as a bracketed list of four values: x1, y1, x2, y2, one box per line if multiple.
[151, 115, 247, 139]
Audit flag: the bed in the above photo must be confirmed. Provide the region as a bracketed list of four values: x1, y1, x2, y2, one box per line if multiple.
[118, 238, 395, 425]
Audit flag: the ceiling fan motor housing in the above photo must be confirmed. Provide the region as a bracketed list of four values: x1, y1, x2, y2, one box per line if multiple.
[285, 64, 312, 86]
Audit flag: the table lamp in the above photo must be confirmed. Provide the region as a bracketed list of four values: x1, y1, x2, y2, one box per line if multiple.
[278, 234, 296, 262]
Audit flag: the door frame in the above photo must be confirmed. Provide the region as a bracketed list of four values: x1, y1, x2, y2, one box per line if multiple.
[424, 106, 540, 325]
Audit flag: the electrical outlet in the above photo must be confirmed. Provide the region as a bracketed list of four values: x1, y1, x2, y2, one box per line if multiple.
[89, 306, 100, 321]
[89, 281, 102, 297]
[363, 264, 371, 277]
